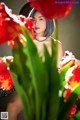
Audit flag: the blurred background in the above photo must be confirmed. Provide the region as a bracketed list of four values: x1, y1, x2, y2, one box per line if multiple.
[0, 0, 80, 59]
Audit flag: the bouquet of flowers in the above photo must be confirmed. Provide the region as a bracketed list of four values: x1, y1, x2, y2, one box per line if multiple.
[0, 1, 80, 120]
[59, 51, 80, 119]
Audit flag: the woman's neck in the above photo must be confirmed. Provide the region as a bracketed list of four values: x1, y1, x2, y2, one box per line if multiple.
[35, 33, 46, 42]
[36, 32, 44, 38]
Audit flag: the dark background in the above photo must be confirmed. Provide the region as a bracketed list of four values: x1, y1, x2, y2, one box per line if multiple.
[0, 0, 80, 59]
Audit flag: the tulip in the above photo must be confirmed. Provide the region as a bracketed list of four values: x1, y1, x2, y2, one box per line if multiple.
[0, 57, 14, 91]
[28, 0, 74, 19]
[0, 3, 35, 45]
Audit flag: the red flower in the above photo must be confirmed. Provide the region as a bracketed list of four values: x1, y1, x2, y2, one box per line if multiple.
[18, 15, 35, 39]
[73, 67, 80, 82]
[0, 3, 35, 46]
[8, 16, 35, 46]
[68, 77, 77, 88]
[28, 0, 74, 19]
[67, 67, 80, 88]
[64, 88, 72, 100]
[0, 3, 21, 44]
[64, 88, 77, 118]
[0, 57, 14, 91]
[59, 51, 76, 71]
[68, 105, 77, 118]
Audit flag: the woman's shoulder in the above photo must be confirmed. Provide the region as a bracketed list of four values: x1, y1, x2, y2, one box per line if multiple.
[51, 38, 63, 50]
[49, 37, 63, 54]
[45, 37, 62, 48]
[50, 37, 62, 44]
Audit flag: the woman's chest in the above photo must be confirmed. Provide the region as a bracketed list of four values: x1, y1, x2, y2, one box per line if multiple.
[34, 40, 51, 56]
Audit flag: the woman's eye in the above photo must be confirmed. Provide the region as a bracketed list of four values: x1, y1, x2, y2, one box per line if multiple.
[39, 18, 43, 21]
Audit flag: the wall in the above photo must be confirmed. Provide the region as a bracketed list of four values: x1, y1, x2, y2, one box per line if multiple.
[0, 0, 80, 59]
[59, 4, 80, 59]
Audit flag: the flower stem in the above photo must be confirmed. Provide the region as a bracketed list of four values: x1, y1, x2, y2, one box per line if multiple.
[55, 19, 58, 40]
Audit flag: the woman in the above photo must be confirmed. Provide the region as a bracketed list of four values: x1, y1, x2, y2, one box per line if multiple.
[28, 8, 63, 67]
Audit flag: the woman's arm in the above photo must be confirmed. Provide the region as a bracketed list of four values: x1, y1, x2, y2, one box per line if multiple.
[6, 94, 23, 120]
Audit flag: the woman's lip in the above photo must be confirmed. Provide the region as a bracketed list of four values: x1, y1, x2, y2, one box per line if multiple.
[35, 27, 40, 30]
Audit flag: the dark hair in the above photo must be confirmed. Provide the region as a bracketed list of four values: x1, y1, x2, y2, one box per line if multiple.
[19, 2, 31, 17]
[28, 8, 55, 38]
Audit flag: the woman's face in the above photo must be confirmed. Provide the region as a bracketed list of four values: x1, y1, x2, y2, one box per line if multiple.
[33, 11, 46, 36]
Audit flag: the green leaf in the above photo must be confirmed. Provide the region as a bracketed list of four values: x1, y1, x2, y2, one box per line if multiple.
[69, 111, 80, 120]
[74, 111, 80, 120]
[11, 35, 33, 120]
[10, 71, 31, 120]
[59, 61, 73, 90]
[12, 38, 31, 94]
[69, 118, 74, 120]
[50, 37, 58, 65]
[22, 26, 49, 120]
[58, 83, 80, 120]
[43, 38, 60, 120]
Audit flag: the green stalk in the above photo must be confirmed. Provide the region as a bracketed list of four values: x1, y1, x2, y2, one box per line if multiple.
[55, 19, 58, 40]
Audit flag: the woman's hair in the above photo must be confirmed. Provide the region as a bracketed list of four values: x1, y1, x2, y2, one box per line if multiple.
[28, 8, 55, 38]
